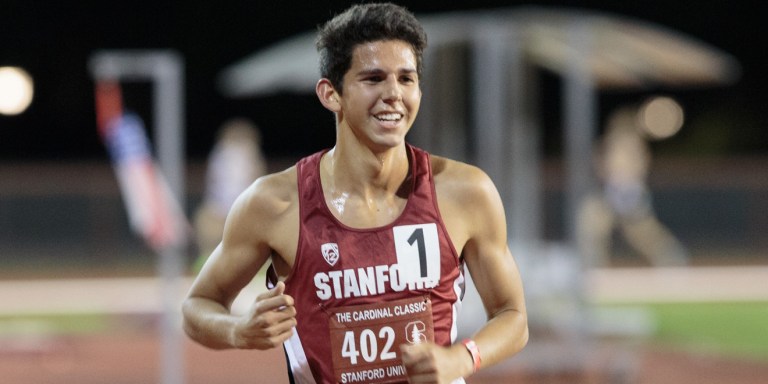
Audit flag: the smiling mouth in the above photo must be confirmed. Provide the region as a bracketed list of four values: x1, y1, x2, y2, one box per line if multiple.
[375, 112, 403, 122]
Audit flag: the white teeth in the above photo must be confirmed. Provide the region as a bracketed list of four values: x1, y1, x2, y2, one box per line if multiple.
[376, 113, 402, 121]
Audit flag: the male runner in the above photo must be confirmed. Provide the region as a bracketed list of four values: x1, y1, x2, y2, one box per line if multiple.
[182, 3, 528, 383]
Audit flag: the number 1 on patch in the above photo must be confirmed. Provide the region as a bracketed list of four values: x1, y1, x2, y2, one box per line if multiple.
[393, 223, 440, 286]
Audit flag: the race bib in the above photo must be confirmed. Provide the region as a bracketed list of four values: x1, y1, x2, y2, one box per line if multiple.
[328, 296, 433, 383]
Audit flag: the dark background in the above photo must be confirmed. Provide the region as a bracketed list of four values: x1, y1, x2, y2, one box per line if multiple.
[1, 0, 765, 161]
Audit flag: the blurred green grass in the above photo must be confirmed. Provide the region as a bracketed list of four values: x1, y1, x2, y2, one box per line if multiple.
[603, 301, 768, 361]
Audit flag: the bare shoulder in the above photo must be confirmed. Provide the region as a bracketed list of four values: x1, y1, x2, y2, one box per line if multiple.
[430, 154, 506, 252]
[430, 155, 498, 201]
[218, 165, 299, 269]
[221, 165, 299, 249]
[235, 166, 298, 219]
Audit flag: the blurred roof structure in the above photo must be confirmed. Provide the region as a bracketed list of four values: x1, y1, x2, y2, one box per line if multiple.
[217, 6, 740, 97]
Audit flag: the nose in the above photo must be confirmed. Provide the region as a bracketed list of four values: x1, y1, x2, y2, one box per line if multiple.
[382, 76, 402, 102]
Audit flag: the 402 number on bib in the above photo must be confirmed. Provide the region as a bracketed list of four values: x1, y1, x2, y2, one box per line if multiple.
[328, 296, 434, 383]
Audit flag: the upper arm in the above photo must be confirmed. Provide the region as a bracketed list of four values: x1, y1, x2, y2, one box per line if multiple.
[186, 170, 296, 310]
[436, 161, 526, 319]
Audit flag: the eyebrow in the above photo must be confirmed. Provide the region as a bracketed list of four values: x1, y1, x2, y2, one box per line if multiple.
[355, 68, 418, 77]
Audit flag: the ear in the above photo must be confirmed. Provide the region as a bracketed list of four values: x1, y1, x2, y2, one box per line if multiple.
[316, 78, 341, 113]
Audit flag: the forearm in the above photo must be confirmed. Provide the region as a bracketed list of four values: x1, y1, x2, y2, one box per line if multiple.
[182, 296, 240, 350]
[467, 307, 528, 370]
[408, 309, 527, 382]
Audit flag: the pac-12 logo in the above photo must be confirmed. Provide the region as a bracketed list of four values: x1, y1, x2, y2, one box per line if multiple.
[321, 243, 340, 266]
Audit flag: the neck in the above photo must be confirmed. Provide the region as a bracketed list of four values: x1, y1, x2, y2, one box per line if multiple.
[323, 143, 409, 196]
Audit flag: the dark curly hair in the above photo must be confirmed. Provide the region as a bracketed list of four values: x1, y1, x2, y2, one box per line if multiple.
[316, 3, 428, 94]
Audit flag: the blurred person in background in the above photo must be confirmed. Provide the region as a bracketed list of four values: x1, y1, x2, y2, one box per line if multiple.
[192, 118, 266, 271]
[182, 3, 528, 383]
[579, 99, 689, 268]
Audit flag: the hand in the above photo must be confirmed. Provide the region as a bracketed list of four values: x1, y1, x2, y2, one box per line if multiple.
[232, 281, 297, 350]
[400, 342, 471, 384]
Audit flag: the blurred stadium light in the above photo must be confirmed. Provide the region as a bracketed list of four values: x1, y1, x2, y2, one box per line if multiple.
[0, 66, 34, 116]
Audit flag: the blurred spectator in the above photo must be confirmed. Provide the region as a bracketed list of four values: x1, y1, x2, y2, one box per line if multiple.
[579, 99, 688, 267]
[193, 118, 266, 271]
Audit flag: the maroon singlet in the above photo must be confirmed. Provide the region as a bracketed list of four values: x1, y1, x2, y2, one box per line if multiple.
[277, 144, 465, 384]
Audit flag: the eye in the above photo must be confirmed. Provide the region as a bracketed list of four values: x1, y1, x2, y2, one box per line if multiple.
[400, 75, 415, 83]
[363, 75, 383, 83]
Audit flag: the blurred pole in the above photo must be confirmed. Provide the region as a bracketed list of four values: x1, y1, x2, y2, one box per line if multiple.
[564, 24, 596, 246]
[441, 48, 468, 161]
[506, 26, 542, 250]
[464, 21, 509, 335]
[153, 54, 185, 214]
[472, 22, 543, 252]
[562, 21, 596, 337]
[90, 50, 186, 384]
[153, 53, 186, 384]
[471, 22, 506, 188]
[409, 48, 435, 152]
[411, 44, 467, 162]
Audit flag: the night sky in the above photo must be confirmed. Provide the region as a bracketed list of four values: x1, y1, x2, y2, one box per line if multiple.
[1, 1, 765, 161]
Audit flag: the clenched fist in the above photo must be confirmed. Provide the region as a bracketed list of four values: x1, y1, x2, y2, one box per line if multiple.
[232, 281, 297, 349]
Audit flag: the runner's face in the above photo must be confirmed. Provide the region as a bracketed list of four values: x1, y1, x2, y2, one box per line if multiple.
[337, 40, 421, 152]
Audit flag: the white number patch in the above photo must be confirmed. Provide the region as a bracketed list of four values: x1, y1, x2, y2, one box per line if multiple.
[393, 223, 440, 286]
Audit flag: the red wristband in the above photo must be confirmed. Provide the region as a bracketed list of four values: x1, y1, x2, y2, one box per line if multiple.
[462, 339, 481, 373]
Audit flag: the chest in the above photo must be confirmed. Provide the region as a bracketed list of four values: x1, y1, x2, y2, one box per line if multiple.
[324, 193, 409, 229]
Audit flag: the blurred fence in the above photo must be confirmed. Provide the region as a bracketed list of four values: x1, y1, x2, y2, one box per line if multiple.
[0, 155, 765, 276]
